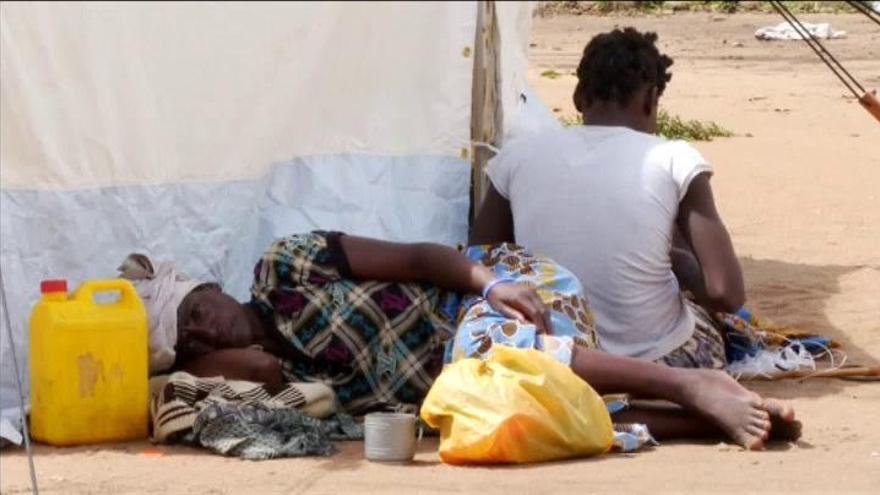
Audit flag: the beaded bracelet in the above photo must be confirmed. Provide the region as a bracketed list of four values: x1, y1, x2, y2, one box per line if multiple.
[481, 277, 516, 300]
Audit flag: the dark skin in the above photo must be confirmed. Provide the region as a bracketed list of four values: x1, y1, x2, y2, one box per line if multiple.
[175, 235, 551, 393]
[175, 234, 799, 449]
[465, 81, 804, 447]
[471, 83, 745, 313]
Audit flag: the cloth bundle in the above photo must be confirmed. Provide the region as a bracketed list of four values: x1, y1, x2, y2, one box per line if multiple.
[193, 403, 362, 460]
[119, 254, 203, 373]
[755, 22, 846, 41]
[150, 372, 361, 460]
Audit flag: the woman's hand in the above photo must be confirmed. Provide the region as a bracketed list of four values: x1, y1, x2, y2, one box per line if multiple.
[486, 282, 553, 335]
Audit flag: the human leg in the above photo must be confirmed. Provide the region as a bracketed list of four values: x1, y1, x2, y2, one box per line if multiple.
[613, 405, 719, 441]
[613, 403, 801, 443]
[571, 345, 797, 450]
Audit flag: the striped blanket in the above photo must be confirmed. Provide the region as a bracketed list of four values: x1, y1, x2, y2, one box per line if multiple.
[150, 372, 361, 459]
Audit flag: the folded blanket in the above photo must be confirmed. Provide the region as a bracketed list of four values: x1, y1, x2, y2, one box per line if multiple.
[150, 372, 361, 459]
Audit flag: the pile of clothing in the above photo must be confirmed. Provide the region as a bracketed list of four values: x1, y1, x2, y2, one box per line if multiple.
[150, 372, 361, 460]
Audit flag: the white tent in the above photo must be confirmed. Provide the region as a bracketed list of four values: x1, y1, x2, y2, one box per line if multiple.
[0, 2, 547, 442]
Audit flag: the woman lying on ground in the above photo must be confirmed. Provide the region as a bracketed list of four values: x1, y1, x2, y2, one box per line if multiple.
[122, 232, 801, 450]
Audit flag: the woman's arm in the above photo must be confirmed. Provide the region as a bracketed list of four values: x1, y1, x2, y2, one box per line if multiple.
[676, 173, 745, 312]
[338, 234, 551, 333]
[180, 348, 284, 394]
[671, 225, 708, 299]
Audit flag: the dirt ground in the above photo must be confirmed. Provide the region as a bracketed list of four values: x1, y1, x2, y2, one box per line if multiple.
[2, 11, 879, 495]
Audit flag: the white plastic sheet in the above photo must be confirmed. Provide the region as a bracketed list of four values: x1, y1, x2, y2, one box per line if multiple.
[755, 21, 847, 41]
[493, 3, 561, 144]
[0, 1, 508, 443]
[1, 2, 478, 189]
[0, 0, 544, 444]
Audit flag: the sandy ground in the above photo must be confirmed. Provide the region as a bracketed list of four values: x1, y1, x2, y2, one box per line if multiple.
[2, 11, 879, 495]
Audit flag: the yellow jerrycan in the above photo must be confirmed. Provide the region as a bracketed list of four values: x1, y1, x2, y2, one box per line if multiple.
[30, 279, 149, 445]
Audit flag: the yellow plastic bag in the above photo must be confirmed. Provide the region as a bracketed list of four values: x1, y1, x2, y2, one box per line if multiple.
[420, 346, 613, 465]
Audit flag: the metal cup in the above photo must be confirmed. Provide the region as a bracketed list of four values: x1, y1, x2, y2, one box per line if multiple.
[364, 412, 421, 463]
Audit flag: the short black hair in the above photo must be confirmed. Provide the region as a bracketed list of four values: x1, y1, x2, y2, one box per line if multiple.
[573, 28, 673, 112]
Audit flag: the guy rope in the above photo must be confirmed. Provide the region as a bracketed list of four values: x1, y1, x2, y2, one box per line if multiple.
[767, 0, 880, 124]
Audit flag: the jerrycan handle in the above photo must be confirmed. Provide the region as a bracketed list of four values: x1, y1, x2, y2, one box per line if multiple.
[73, 279, 141, 310]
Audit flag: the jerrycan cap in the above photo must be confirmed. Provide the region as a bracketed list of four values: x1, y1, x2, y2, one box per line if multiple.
[40, 279, 68, 294]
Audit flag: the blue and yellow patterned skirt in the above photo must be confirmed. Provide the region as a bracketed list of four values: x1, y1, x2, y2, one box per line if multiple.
[444, 243, 599, 367]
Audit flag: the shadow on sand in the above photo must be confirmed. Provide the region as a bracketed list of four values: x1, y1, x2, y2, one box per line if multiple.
[4, 257, 876, 462]
[737, 257, 878, 400]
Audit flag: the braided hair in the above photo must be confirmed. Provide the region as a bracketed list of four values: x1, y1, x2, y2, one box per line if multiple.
[573, 28, 673, 112]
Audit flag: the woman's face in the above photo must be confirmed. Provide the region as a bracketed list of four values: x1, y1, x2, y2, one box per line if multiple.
[176, 285, 254, 358]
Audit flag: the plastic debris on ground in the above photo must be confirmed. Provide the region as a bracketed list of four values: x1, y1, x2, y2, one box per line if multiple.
[726, 338, 847, 380]
[755, 22, 847, 41]
[723, 307, 845, 380]
[0, 408, 24, 446]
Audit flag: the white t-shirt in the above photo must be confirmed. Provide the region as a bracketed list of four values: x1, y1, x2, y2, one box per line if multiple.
[486, 125, 713, 360]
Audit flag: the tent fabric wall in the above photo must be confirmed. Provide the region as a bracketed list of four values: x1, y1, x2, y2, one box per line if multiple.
[495, 2, 539, 145]
[468, 2, 557, 207]
[0, 2, 477, 189]
[0, 1, 535, 442]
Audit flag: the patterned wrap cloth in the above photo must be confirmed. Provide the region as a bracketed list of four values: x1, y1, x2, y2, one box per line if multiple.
[444, 243, 598, 366]
[656, 299, 729, 370]
[248, 232, 454, 414]
[248, 232, 654, 452]
[248, 233, 599, 414]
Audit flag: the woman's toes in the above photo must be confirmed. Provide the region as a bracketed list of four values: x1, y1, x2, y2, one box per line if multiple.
[743, 434, 765, 451]
[751, 409, 770, 421]
[746, 423, 770, 441]
[751, 416, 771, 432]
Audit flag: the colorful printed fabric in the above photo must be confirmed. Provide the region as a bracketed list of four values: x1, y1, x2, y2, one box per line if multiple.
[657, 299, 727, 369]
[612, 422, 659, 452]
[249, 232, 456, 414]
[248, 234, 657, 451]
[444, 243, 599, 367]
[722, 307, 765, 362]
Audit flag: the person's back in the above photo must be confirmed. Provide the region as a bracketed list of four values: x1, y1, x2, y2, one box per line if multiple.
[473, 27, 744, 369]
[490, 126, 710, 359]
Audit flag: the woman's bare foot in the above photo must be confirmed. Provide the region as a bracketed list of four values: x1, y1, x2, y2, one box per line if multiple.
[567, 346, 799, 447]
[675, 369, 774, 450]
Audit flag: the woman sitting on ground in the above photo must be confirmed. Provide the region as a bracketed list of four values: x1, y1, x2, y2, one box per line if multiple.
[123, 231, 800, 450]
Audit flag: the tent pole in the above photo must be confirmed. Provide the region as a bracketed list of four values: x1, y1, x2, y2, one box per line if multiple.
[469, 0, 500, 229]
[0, 270, 40, 493]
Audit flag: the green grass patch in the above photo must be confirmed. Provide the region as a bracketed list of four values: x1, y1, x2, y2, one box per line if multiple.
[558, 109, 734, 142]
[657, 109, 733, 141]
[559, 114, 584, 127]
[540, 69, 563, 79]
[772, 1, 862, 14]
[535, 1, 863, 16]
